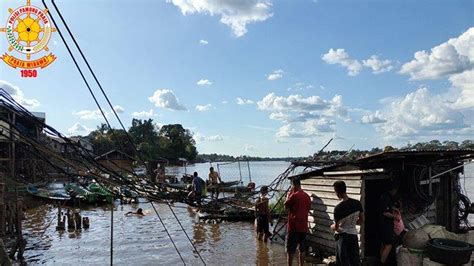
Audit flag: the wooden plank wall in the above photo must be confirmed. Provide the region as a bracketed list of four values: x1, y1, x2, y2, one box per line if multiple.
[301, 175, 363, 255]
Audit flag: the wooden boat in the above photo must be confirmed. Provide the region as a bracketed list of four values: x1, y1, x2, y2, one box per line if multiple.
[221, 180, 240, 187]
[120, 186, 139, 199]
[27, 185, 70, 201]
[65, 183, 97, 203]
[87, 183, 114, 203]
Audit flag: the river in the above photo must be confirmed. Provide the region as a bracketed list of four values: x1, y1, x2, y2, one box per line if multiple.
[20, 161, 474, 265]
[22, 161, 291, 265]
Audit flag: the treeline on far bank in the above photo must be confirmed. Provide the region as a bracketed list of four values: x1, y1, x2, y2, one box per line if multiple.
[88, 119, 198, 164]
[85, 121, 473, 165]
[310, 139, 474, 162]
[197, 139, 474, 163]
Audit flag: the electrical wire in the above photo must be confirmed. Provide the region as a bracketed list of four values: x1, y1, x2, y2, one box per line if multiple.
[41, 1, 206, 263]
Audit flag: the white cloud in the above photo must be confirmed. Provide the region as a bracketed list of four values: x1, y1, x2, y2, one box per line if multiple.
[72, 109, 105, 120]
[376, 88, 470, 138]
[322, 49, 395, 76]
[197, 79, 212, 86]
[222, 100, 228, 104]
[236, 97, 254, 105]
[148, 89, 187, 111]
[68, 122, 93, 135]
[132, 109, 155, 118]
[360, 110, 386, 124]
[195, 104, 212, 111]
[257, 92, 344, 114]
[450, 69, 474, 109]
[270, 111, 322, 123]
[0, 80, 40, 108]
[113, 105, 125, 113]
[199, 39, 209, 45]
[167, 0, 273, 37]
[400, 27, 474, 80]
[322, 48, 363, 76]
[267, 69, 284, 80]
[207, 135, 224, 141]
[275, 117, 335, 138]
[257, 93, 346, 140]
[194, 132, 224, 142]
[363, 55, 393, 74]
[244, 144, 256, 152]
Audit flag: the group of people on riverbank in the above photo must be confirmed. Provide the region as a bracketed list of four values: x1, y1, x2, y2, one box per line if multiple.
[255, 177, 404, 266]
[186, 167, 221, 203]
[155, 165, 404, 265]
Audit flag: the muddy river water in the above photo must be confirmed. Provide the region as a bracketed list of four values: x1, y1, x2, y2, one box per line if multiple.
[20, 162, 474, 265]
[22, 161, 291, 265]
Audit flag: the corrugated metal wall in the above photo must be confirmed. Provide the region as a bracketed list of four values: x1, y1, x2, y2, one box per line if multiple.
[301, 174, 363, 254]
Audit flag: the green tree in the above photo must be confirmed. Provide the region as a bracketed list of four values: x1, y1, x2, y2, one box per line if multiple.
[159, 124, 197, 162]
[443, 140, 459, 149]
[88, 124, 135, 156]
[460, 140, 474, 149]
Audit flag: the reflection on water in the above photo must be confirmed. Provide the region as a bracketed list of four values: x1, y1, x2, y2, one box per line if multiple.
[22, 162, 291, 265]
[22, 202, 287, 265]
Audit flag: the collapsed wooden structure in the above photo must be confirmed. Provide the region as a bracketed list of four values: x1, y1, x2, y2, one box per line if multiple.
[290, 150, 474, 261]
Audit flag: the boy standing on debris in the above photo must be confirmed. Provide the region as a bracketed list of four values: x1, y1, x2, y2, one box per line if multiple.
[255, 186, 272, 242]
[331, 180, 364, 266]
[208, 167, 222, 199]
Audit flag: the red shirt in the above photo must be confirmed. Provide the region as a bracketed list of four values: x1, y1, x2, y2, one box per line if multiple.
[284, 189, 311, 233]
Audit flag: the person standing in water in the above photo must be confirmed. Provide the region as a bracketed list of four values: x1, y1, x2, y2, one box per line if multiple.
[208, 167, 222, 199]
[255, 186, 272, 242]
[284, 178, 311, 266]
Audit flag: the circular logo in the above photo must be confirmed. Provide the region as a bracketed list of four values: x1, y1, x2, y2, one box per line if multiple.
[5, 5, 52, 55]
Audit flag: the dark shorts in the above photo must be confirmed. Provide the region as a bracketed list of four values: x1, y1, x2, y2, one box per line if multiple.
[335, 233, 360, 266]
[380, 221, 395, 245]
[210, 183, 219, 194]
[286, 232, 306, 254]
[256, 215, 269, 234]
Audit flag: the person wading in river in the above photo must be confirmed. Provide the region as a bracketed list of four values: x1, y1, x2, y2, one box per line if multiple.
[189, 172, 205, 205]
[284, 178, 311, 266]
[331, 181, 364, 266]
[255, 186, 272, 242]
[208, 167, 222, 200]
[125, 208, 145, 216]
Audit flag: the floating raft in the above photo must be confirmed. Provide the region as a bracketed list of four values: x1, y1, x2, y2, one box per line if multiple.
[27, 185, 70, 202]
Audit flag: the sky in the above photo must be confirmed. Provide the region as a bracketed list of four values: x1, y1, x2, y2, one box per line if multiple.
[0, 0, 473, 157]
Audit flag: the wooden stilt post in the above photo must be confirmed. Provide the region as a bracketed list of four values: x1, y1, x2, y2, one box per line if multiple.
[110, 203, 113, 266]
[0, 183, 5, 236]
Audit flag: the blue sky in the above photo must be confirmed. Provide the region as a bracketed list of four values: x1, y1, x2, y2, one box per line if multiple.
[1, 0, 473, 157]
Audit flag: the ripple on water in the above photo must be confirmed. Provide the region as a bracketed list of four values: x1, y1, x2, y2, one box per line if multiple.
[22, 201, 288, 265]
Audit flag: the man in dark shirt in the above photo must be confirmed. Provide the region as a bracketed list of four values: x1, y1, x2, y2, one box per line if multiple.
[379, 183, 398, 265]
[189, 172, 204, 204]
[331, 181, 364, 266]
[284, 178, 311, 266]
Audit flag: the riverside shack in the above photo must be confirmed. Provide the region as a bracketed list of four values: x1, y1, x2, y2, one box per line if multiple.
[290, 150, 474, 261]
[95, 149, 135, 173]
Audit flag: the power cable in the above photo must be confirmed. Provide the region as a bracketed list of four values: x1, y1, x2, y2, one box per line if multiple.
[41, 1, 205, 264]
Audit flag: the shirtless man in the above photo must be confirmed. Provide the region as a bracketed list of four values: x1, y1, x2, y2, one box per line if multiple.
[208, 167, 222, 199]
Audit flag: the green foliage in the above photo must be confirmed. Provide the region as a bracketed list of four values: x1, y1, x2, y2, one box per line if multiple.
[88, 120, 198, 163]
[159, 124, 197, 162]
[308, 139, 473, 162]
[195, 153, 304, 163]
[269, 191, 287, 215]
[89, 124, 135, 156]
